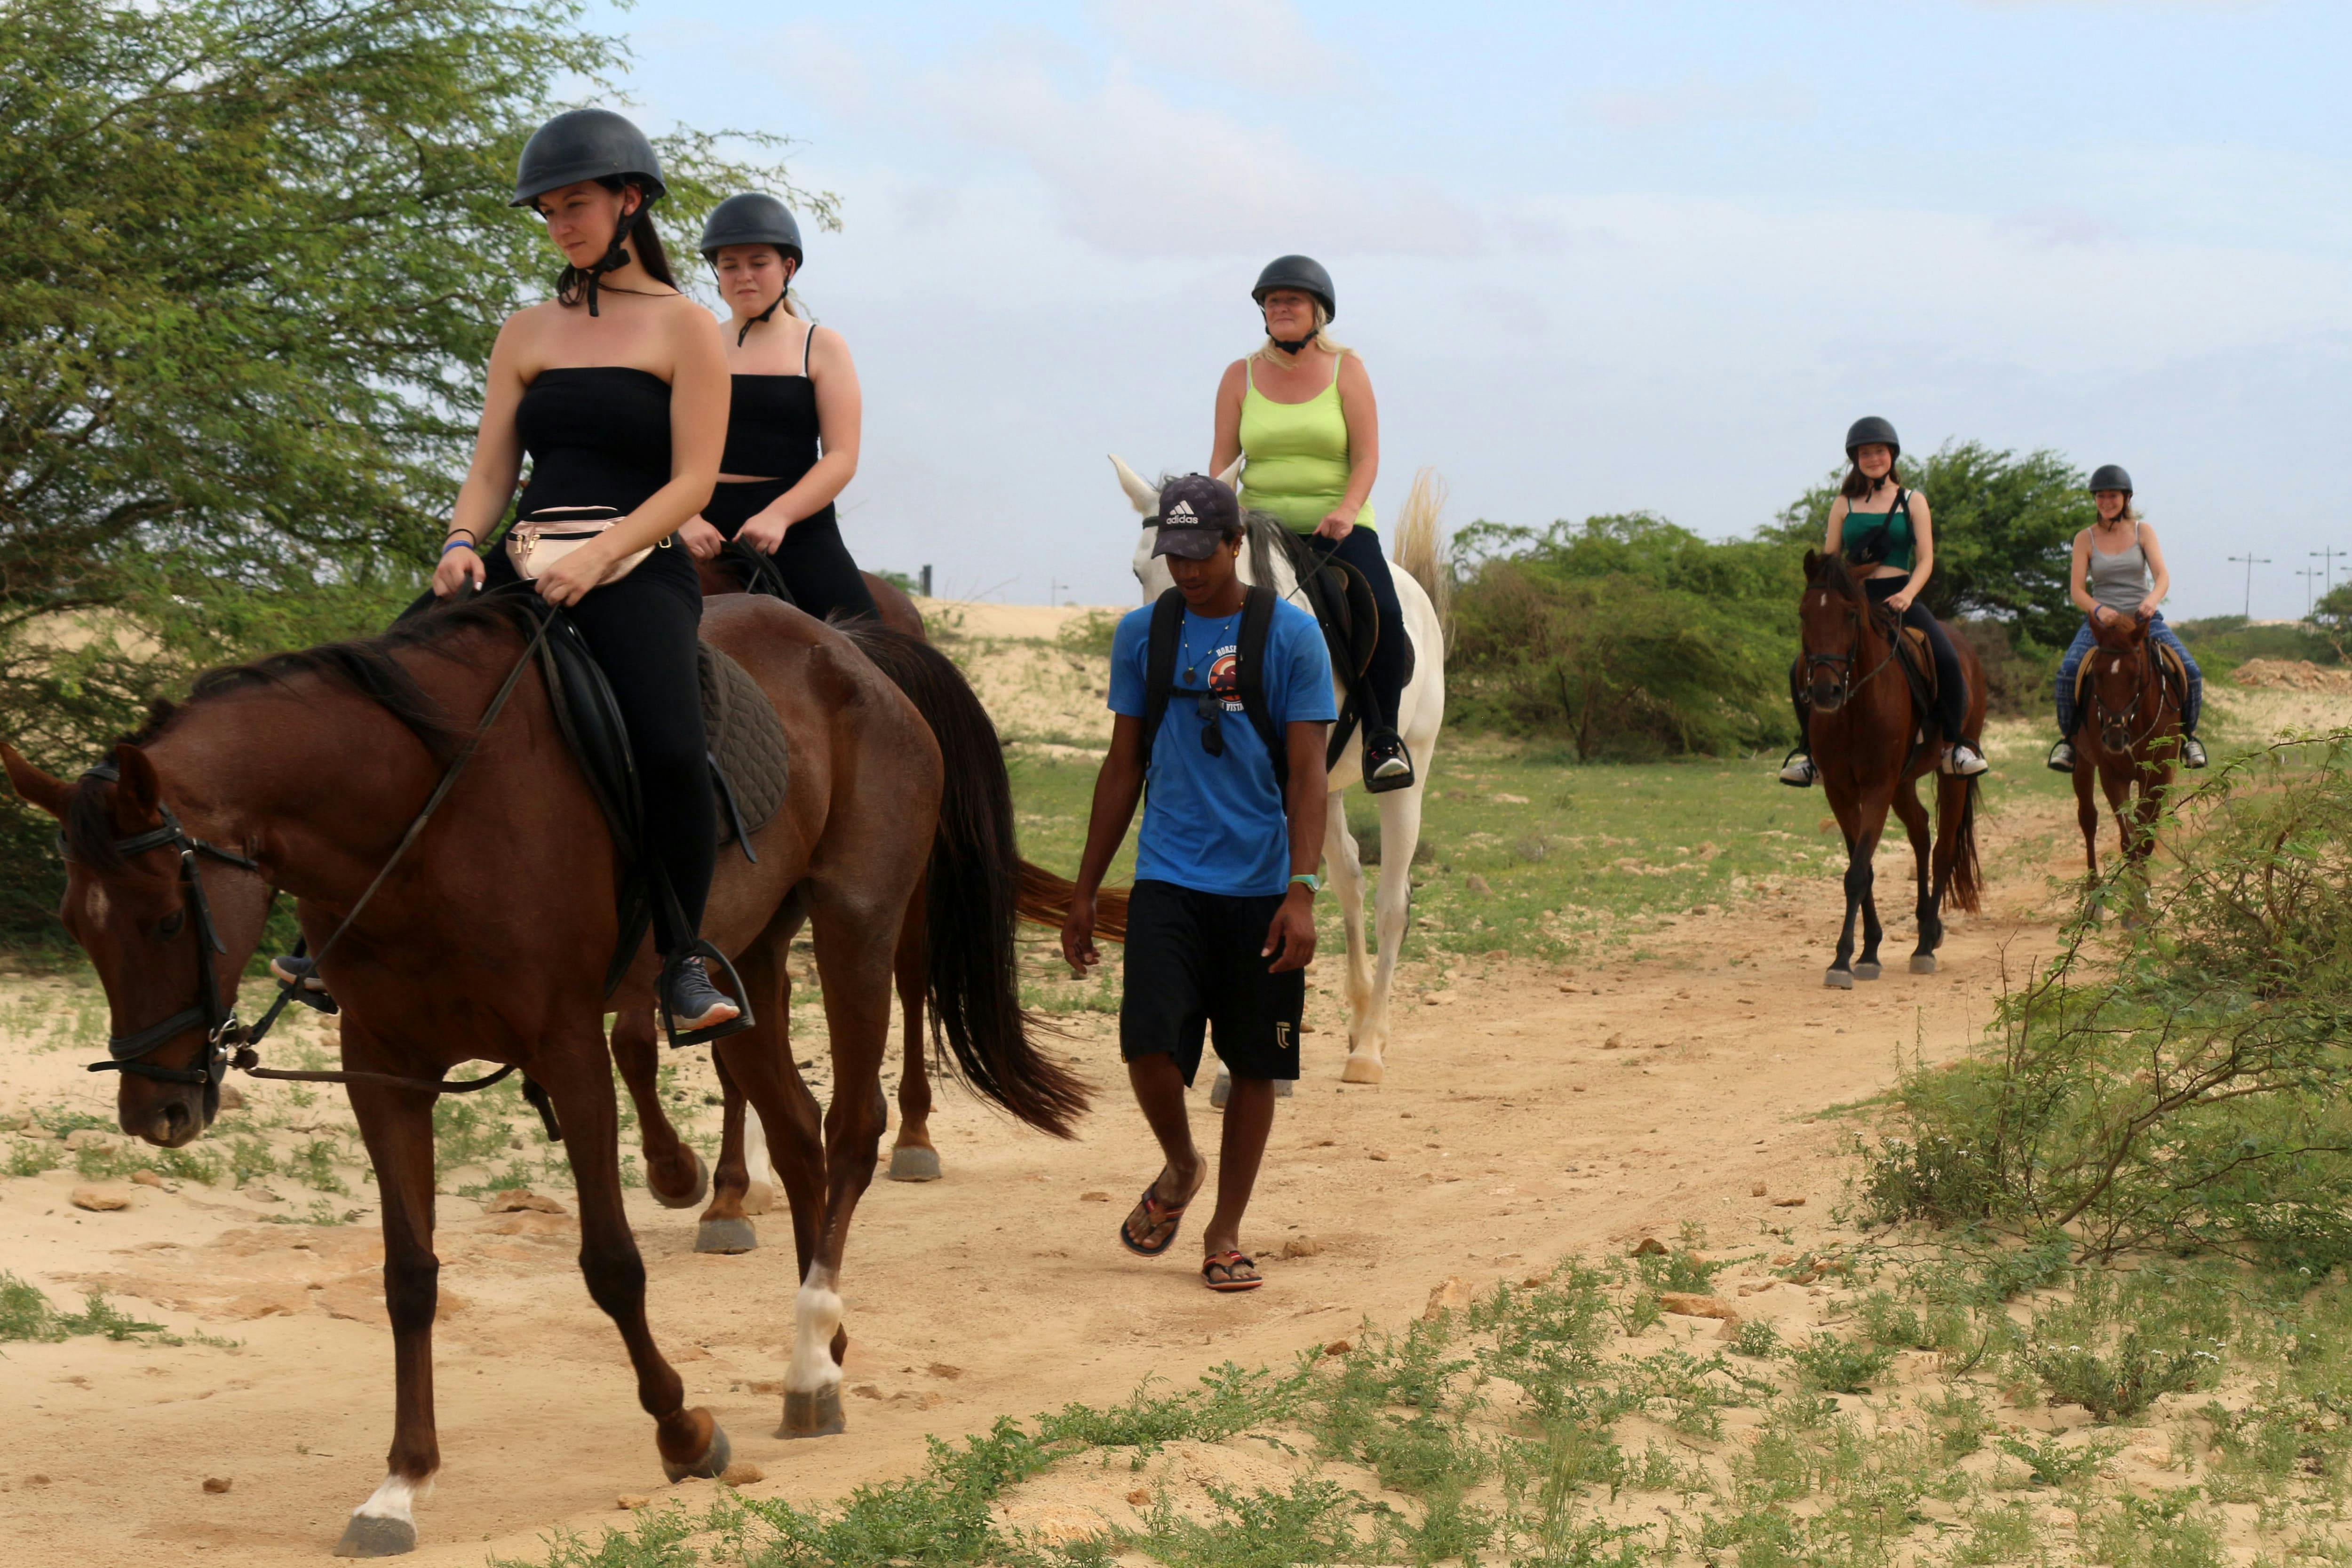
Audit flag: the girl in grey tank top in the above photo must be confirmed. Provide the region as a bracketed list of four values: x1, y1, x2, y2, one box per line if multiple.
[2087, 525, 2150, 616]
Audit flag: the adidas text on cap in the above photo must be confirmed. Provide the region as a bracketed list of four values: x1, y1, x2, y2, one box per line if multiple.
[1151, 474, 1240, 560]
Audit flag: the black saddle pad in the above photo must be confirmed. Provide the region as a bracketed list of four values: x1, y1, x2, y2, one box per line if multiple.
[699, 644, 787, 845]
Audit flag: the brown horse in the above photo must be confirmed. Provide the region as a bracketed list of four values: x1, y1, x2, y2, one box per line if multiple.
[2072, 611, 2184, 886]
[1796, 552, 1986, 987]
[1, 590, 1084, 1556]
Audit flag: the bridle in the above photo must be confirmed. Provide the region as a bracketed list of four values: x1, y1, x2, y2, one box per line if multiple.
[69, 603, 556, 1099]
[1804, 590, 1902, 710]
[2088, 630, 2166, 755]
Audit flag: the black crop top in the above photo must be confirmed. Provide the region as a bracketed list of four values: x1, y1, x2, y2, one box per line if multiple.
[514, 366, 672, 517]
[718, 325, 821, 482]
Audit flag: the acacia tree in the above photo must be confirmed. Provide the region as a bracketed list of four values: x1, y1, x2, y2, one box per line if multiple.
[0, 0, 833, 940]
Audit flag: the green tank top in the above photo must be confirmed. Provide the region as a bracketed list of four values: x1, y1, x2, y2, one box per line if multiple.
[1237, 353, 1375, 536]
[1843, 494, 1916, 573]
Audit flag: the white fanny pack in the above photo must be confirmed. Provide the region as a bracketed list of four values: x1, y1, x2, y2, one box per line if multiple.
[505, 506, 659, 583]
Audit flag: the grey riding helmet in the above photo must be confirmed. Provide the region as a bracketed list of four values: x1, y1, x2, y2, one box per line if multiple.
[699, 192, 804, 269]
[511, 108, 667, 208]
[2088, 463, 2134, 493]
[1253, 255, 1336, 322]
[1844, 415, 1900, 460]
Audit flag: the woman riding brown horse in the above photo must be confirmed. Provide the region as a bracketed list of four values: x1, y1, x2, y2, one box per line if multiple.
[2072, 608, 2185, 886]
[1797, 550, 1986, 986]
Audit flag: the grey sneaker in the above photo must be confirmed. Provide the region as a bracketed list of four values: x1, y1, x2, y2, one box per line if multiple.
[1942, 743, 1990, 777]
[2047, 739, 2076, 773]
[2182, 737, 2208, 769]
[1778, 750, 1816, 787]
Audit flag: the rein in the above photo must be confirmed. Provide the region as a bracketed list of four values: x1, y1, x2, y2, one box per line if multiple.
[1806, 593, 1903, 707]
[76, 605, 556, 1098]
[2089, 632, 2169, 755]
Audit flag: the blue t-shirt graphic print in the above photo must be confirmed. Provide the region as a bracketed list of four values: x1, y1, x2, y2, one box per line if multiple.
[1107, 597, 1338, 898]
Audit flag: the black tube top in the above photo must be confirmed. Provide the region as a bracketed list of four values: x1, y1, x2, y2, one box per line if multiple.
[514, 366, 672, 517]
[719, 374, 820, 484]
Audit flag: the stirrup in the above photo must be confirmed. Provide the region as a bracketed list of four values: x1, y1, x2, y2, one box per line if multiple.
[1778, 749, 1816, 788]
[659, 948, 754, 1048]
[2181, 736, 2208, 769]
[2046, 739, 2076, 774]
[1362, 731, 1414, 793]
[267, 954, 339, 1015]
[1941, 742, 1989, 777]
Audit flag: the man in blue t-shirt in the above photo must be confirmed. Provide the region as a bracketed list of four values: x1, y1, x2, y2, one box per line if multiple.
[1062, 474, 1336, 1294]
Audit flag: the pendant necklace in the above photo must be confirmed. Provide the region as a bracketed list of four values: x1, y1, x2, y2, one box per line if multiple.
[1181, 612, 1238, 687]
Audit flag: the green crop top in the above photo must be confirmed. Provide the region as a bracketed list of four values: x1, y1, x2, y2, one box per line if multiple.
[1236, 353, 1375, 536]
[1842, 491, 1916, 574]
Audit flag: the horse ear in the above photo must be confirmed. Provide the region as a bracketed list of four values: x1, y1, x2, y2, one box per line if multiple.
[110, 744, 162, 831]
[0, 745, 72, 820]
[1802, 549, 1821, 577]
[1108, 454, 1160, 517]
[1215, 454, 1243, 492]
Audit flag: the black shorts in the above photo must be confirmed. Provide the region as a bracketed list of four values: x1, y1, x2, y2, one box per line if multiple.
[1120, 880, 1303, 1084]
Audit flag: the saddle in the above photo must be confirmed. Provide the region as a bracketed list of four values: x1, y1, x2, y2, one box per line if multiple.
[1292, 550, 1414, 770]
[533, 613, 790, 994]
[2074, 638, 2189, 714]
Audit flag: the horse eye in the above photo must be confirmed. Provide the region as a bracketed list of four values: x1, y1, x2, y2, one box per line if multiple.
[157, 909, 185, 939]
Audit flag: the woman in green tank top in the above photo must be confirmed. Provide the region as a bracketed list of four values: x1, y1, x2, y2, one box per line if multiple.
[1211, 254, 1412, 788]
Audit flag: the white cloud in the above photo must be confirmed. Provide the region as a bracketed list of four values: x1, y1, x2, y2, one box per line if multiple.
[1089, 0, 1368, 92]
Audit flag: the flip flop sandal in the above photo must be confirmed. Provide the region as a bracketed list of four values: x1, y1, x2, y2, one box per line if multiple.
[1118, 1183, 1191, 1258]
[1201, 1251, 1263, 1292]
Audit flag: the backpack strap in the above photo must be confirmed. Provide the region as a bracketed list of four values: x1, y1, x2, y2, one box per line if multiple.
[1235, 584, 1287, 795]
[1139, 588, 1186, 776]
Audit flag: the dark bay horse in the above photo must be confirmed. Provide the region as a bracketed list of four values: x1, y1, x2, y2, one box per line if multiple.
[2072, 611, 2184, 887]
[1, 591, 1084, 1556]
[1797, 551, 1986, 987]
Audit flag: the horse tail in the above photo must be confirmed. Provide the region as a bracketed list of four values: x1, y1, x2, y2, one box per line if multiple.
[1392, 466, 1453, 644]
[838, 624, 1090, 1138]
[1939, 772, 1985, 914]
[1016, 860, 1128, 941]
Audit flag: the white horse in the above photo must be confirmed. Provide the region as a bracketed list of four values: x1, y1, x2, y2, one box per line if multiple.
[1109, 455, 1447, 1086]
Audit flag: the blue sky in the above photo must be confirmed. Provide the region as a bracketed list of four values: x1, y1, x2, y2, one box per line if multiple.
[591, 0, 2352, 613]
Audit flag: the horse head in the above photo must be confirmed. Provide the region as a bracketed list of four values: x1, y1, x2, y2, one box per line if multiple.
[1, 740, 271, 1147]
[2085, 613, 2155, 756]
[1111, 454, 1306, 602]
[1798, 549, 1878, 715]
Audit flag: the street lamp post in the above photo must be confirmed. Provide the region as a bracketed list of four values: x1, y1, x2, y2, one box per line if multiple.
[2314, 547, 2349, 598]
[2299, 565, 2322, 616]
[2228, 554, 2272, 621]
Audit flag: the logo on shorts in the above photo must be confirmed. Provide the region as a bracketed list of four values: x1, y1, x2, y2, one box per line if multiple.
[1275, 1022, 1294, 1051]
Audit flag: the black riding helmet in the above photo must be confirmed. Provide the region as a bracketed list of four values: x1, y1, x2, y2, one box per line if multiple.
[1844, 416, 1900, 459]
[700, 193, 804, 345]
[1253, 255, 1336, 322]
[512, 108, 667, 317]
[2088, 463, 2134, 493]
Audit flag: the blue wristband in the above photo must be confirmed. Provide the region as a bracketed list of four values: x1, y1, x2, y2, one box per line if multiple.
[441, 537, 477, 557]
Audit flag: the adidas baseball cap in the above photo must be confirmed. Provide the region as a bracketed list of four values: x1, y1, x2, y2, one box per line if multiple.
[1150, 474, 1241, 560]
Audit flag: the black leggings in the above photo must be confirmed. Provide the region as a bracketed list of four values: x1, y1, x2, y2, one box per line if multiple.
[1324, 525, 1409, 736]
[703, 483, 878, 622]
[1790, 578, 1969, 745]
[476, 542, 715, 954]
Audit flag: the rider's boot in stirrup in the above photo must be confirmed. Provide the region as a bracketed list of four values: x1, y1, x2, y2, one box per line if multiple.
[1942, 741, 1990, 777]
[2047, 737, 2077, 773]
[1778, 749, 1817, 787]
[267, 954, 339, 1014]
[664, 955, 743, 1035]
[2182, 736, 2208, 768]
[1363, 729, 1415, 793]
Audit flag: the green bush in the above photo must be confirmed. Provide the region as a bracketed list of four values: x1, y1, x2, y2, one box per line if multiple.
[1788, 1334, 1896, 1394]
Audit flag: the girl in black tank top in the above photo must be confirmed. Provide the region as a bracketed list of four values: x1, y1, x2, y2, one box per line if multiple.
[690, 200, 878, 621]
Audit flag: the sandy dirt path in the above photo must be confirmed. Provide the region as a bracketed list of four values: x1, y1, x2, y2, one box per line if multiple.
[0, 764, 2106, 1566]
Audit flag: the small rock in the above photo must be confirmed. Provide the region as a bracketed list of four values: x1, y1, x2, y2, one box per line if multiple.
[851, 1384, 882, 1400]
[1466, 874, 1493, 897]
[1367, 1150, 1389, 1162]
[719, 1461, 763, 1486]
[1080, 1191, 1111, 1202]
[1751, 1181, 1768, 1197]
[1422, 1275, 1474, 1321]
[1716, 1317, 1744, 1341]
[244, 1184, 283, 1204]
[1571, 1084, 1587, 1093]
[69, 1186, 129, 1212]
[1771, 1252, 1796, 1265]
[617, 1494, 651, 1511]
[64, 1129, 116, 1153]
[1772, 1196, 1807, 1208]
[131, 1170, 168, 1189]
[202, 1476, 232, 1495]
[484, 1188, 567, 1215]
[1660, 1292, 1740, 1323]
[29, 1473, 52, 1486]
[1630, 1237, 1667, 1257]
[1322, 1337, 1353, 1356]
[926, 1362, 964, 1380]
[1602, 1034, 1624, 1050]
[1127, 1488, 1152, 1506]
[671, 1344, 709, 1362]
[1281, 1236, 1324, 1258]
[215, 1085, 246, 1111]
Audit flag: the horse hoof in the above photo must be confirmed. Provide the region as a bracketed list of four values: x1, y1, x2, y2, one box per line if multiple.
[661, 1416, 732, 1482]
[887, 1145, 942, 1183]
[1852, 962, 1882, 981]
[1340, 1054, 1384, 1085]
[333, 1515, 417, 1558]
[1823, 969, 1854, 990]
[778, 1384, 846, 1439]
[695, 1218, 758, 1255]
[1909, 955, 1938, 975]
[651, 1147, 709, 1210]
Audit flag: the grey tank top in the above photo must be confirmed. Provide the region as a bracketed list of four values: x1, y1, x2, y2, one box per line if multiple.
[2087, 525, 2149, 614]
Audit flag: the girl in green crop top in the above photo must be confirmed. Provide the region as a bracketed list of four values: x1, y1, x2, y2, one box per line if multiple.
[1211, 257, 1414, 788]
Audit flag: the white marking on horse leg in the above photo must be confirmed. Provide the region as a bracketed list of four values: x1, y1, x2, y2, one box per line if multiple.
[745, 1104, 776, 1186]
[786, 1263, 844, 1394]
[352, 1472, 432, 1524]
[1364, 784, 1428, 1064]
[1322, 795, 1373, 1038]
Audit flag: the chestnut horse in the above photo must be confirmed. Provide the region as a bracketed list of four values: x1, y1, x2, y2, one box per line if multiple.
[1796, 551, 1986, 987]
[1, 590, 1084, 1556]
[2072, 610, 2184, 886]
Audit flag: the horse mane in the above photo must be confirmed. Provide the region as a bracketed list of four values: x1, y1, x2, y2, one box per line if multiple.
[2090, 612, 2147, 652]
[1805, 549, 1864, 604]
[61, 594, 545, 869]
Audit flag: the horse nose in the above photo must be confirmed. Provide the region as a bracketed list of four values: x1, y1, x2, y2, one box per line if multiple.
[146, 1100, 195, 1147]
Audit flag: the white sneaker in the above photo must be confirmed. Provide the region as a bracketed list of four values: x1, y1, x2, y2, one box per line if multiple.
[2046, 740, 2075, 773]
[1942, 743, 1989, 777]
[1778, 752, 1816, 787]
[2182, 737, 2208, 769]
